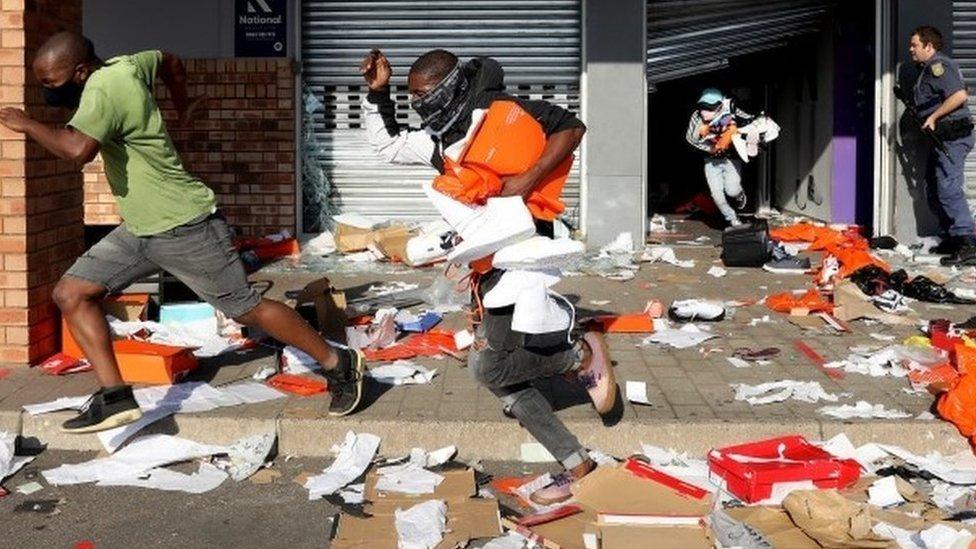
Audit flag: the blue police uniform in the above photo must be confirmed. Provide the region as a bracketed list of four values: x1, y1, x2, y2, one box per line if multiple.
[915, 51, 976, 238]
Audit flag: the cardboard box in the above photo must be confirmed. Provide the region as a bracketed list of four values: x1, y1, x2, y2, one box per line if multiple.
[720, 506, 819, 548]
[586, 523, 712, 549]
[62, 294, 150, 359]
[372, 228, 415, 263]
[112, 340, 198, 385]
[571, 465, 713, 520]
[333, 467, 500, 548]
[335, 222, 413, 256]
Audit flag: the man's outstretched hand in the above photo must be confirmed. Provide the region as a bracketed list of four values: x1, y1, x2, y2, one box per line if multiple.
[0, 107, 31, 133]
[360, 49, 391, 91]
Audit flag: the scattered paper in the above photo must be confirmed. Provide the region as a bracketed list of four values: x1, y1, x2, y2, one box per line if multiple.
[338, 483, 365, 504]
[43, 435, 228, 486]
[625, 381, 652, 405]
[733, 380, 842, 405]
[425, 445, 457, 468]
[600, 233, 634, 255]
[1, 431, 34, 482]
[97, 462, 228, 494]
[749, 315, 773, 326]
[641, 246, 695, 268]
[868, 476, 905, 507]
[726, 357, 752, 369]
[16, 481, 43, 495]
[367, 360, 437, 385]
[305, 431, 381, 500]
[482, 532, 531, 549]
[873, 445, 976, 485]
[281, 346, 320, 374]
[97, 406, 176, 453]
[220, 432, 276, 482]
[642, 323, 717, 349]
[818, 401, 910, 419]
[869, 333, 896, 342]
[395, 499, 448, 549]
[919, 524, 976, 548]
[368, 281, 420, 296]
[589, 300, 611, 306]
[375, 452, 445, 495]
[708, 266, 728, 278]
[454, 330, 473, 350]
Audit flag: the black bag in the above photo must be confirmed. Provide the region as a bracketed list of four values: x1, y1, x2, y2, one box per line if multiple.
[935, 117, 975, 141]
[721, 220, 772, 267]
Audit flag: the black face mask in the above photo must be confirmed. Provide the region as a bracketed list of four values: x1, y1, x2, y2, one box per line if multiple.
[410, 62, 471, 136]
[43, 78, 83, 109]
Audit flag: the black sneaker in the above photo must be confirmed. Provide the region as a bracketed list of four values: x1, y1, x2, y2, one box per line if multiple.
[763, 256, 812, 274]
[61, 386, 142, 434]
[932, 236, 962, 256]
[324, 347, 365, 416]
[942, 240, 976, 266]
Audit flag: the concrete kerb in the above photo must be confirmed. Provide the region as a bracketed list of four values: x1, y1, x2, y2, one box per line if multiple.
[11, 409, 971, 459]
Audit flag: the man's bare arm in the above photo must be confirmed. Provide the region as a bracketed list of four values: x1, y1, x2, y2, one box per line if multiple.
[0, 107, 98, 164]
[499, 126, 586, 198]
[923, 89, 969, 131]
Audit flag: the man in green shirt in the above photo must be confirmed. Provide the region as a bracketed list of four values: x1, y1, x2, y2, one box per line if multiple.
[0, 32, 365, 432]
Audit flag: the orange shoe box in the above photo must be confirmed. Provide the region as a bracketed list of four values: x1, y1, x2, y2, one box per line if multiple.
[112, 340, 198, 385]
[61, 294, 150, 359]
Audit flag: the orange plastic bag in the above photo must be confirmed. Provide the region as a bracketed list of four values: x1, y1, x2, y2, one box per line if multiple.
[938, 374, 976, 437]
[831, 248, 890, 280]
[267, 373, 328, 396]
[363, 330, 459, 362]
[765, 289, 833, 314]
[587, 314, 654, 333]
[955, 344, 976, 375]
[432, 100, 569, 222]
[908, 362, 959, 390]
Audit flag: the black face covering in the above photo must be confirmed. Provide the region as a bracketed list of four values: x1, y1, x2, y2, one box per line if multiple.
[410, 62, 471, 136]
[43, 78, 83, 109]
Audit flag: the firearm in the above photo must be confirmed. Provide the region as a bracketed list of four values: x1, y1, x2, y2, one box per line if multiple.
[893, 85, 950, 157]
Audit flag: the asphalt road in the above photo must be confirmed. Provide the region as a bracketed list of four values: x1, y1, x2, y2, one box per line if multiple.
[2, 450, 547, 549]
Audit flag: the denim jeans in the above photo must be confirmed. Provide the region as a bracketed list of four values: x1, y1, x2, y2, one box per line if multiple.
[703, 157, 743, 225]
[927, 133, 976, 238]
[467, 269, 588, 469]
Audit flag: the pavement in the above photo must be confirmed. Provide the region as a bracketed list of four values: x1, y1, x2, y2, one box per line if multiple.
[1, 216, 974, 461]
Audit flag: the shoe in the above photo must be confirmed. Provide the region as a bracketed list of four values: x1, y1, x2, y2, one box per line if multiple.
[483, 269, 561, 308]
[763, 256, 812, 274]
[668, 299, 725, 322]
[529, 460, 597, 505]
[406, 225, 456, 267]
[529, 471, 575, 505]
[447, 196, 536, 265]
[61, 386, 142, 434]
[324, 346, 365, 416]
[511, 285, 573, 335]
[941, 240, 976, 266]
[931, 236, 961, 256]
[732, 192, 747, 211]
[492, 236, 585, 271]
[575, 332, 617, 414]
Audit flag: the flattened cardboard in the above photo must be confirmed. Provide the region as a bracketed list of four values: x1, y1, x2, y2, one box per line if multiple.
[833, 281, 917, 326]
[598, 523, 711, 549]
[571, 466, 713, 519]
[335, 223, 375, 253]
[335, 495, 500, 549]
[510, 508, 596, 549]
[723, 506, 819, 549]
[365, 467, 476, 503]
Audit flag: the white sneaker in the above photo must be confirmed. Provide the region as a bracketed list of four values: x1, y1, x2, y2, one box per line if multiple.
[406, 229, 454, 267]
[492, 236, 585, 271]
[483, 269, 561, 308]
[447, 196, 536, 265]
[512, 284, 573, 335]
[668, 299, 725, 322]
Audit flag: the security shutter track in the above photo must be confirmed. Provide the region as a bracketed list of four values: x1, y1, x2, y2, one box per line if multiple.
[301, 0, 582, 228]
[953, 1, 976, 204]
[646, 0, 834, 87]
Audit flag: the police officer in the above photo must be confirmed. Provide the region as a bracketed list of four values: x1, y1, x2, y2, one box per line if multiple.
[909, 25, 976, 265]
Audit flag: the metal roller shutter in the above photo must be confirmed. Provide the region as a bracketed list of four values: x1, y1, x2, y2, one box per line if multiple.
[646, 0, 834, 87]
[300, 0, 582, 228]
[953, 1, 976, 204]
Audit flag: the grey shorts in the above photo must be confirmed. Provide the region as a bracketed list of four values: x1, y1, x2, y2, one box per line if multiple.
[65, 212, 262, 319]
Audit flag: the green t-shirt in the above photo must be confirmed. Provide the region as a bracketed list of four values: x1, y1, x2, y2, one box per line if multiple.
[68, 50, 216, 236]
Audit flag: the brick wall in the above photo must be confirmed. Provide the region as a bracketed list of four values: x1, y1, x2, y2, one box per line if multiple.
[83, 58, 297, 237]
[0, 0, 84, 364]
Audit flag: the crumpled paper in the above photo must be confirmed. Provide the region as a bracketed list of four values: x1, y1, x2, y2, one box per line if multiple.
[305, 431, 380, 500]
[367, 360, 437, 385]
[642, 323, 717, 349]
[641, 246, 695, 269]
[395, 499, 448, 549]
[782, 489, 893, 548]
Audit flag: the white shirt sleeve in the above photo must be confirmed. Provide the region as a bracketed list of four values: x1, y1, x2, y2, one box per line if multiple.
[362, 94, 437, 166]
